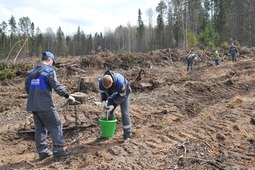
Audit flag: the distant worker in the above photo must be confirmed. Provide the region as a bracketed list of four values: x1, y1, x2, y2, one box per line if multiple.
[25, 52, 75, 160]
[229, 43, 238, 62]
[187, 49, 199, 71]
[212, 49, 220, 66]
[98, 70, 132, 142]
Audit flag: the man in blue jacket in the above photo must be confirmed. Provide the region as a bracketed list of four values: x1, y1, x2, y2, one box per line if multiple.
[187, 49, 199, 71]
[25, 52, 75, 160]
[229, 43, 238, 62]
[98, 70, 131, 142]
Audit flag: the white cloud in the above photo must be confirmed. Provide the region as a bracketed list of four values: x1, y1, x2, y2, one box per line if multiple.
[0, 0, 159, 35]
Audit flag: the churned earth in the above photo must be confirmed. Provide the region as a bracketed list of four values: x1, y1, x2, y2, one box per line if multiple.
[0, 48, 255, 170]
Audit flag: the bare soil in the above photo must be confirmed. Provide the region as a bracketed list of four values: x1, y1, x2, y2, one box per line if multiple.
[0, 49, 255, 170]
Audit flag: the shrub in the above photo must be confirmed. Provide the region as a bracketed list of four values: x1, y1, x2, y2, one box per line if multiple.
[0, 62, 32, 80]
[221, 42, 229, 50]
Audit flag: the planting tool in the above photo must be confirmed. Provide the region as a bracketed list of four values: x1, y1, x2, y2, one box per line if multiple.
[104, 107, 110, 121]
[63, 100, 81, 147]
[74, 102, 79, 146]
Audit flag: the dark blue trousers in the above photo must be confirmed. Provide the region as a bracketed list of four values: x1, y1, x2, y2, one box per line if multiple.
[33, 110, 64, 154]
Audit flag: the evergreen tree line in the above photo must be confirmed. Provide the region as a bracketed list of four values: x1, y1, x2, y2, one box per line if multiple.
[0, 0, 254, 60]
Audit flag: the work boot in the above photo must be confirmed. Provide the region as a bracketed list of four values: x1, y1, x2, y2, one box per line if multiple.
[124, 137, 131, 143]
[53, 150, 71, 159]
[39, 151, 52, 161]
[95, 136, 109, 142]
[123, 131, 131, 143]
[124, 129, 131, 139]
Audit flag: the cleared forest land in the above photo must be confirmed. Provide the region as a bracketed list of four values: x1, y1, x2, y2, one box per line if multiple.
[0, 49, 255, 169]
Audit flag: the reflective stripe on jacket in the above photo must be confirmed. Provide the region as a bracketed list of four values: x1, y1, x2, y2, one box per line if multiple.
[99, 70, 131, 106]
[25, 63, 68, 111]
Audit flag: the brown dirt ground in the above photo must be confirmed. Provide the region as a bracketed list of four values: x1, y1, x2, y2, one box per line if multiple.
[0, 49, 255, 170]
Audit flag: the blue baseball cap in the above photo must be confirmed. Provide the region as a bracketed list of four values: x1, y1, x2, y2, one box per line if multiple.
[43, 51, 56, 64]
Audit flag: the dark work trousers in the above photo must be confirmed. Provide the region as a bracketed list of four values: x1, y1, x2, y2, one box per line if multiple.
[108, 92, 131, 139]
[187, 58, 193, 70]
[33, 110, 64, 154]
[215, 59, 219, 65]
[120, 93, 131, 139]
[231, 53, 237, 62]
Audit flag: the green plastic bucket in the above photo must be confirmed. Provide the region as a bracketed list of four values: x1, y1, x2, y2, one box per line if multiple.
[99, 118, 117, 137]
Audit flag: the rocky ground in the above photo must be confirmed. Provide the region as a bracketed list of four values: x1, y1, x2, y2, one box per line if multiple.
[0, 48, 255, 170]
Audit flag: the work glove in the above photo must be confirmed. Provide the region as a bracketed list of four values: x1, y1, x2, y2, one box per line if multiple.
[101, 100, 108, 108]
[105, 105, 114, 120]
[68, 96, 75, 103]
[105, 105, 114, 113]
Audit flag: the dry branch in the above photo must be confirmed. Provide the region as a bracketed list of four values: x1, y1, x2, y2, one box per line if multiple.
[13, 37, 29, 64]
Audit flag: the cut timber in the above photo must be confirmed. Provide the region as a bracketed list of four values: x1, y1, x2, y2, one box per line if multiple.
[78, 76, 99, 92]
[70, 92, 87, 103]
[140, 82, 152, 88]
[80, 77, 99, 83]
[130, 81, 152, 90]
[71, 92, 87, 98]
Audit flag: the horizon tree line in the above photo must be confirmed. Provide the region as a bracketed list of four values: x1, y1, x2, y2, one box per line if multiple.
[0, 0, 254, 60]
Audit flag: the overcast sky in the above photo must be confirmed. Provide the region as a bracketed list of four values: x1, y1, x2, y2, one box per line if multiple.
[0, 0, 159, 35]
